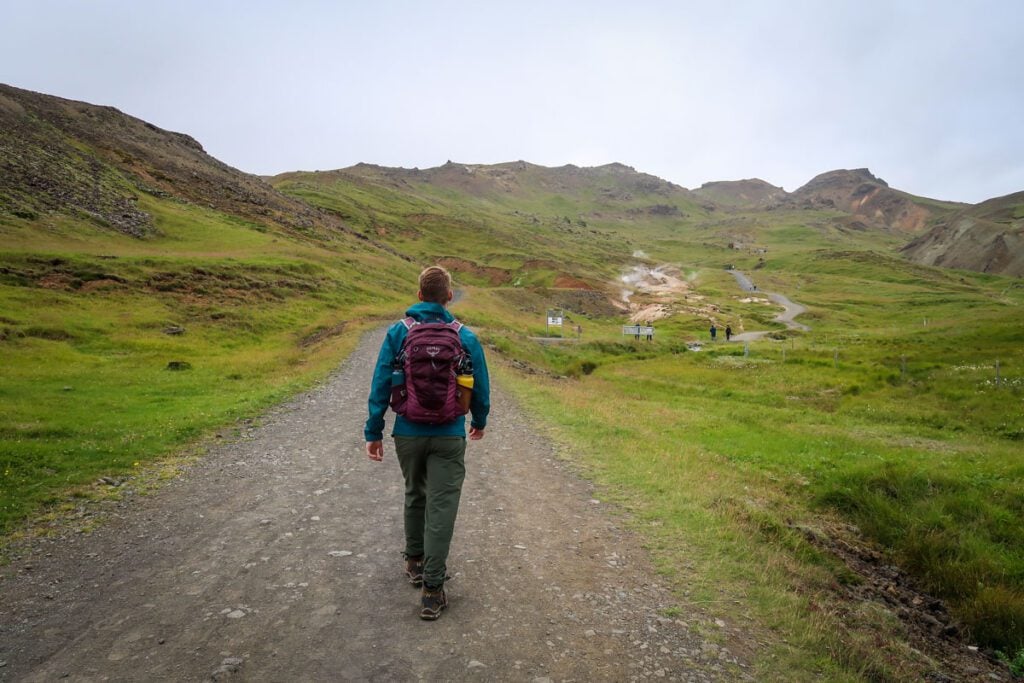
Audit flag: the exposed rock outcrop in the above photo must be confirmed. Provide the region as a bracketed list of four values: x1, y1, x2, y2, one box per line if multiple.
[786, 168, 955, 234]
[901, 191, 1024, 277]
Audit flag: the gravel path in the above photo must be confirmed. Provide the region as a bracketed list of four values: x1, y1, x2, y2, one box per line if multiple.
[727, 270, 810, 341]
[1, 328, 752, 682]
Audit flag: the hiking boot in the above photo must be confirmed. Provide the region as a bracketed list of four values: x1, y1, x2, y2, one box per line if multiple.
[419, 584, 448, 620]
[404, 555, 424, 587]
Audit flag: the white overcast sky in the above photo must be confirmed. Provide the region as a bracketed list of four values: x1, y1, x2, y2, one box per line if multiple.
[2, 0, 1022, 203]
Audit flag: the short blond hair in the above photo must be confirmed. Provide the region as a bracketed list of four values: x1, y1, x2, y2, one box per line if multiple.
[419, 266, 452, 303]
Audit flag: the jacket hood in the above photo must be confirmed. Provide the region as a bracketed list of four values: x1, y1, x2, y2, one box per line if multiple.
[404, 301, 454, 323]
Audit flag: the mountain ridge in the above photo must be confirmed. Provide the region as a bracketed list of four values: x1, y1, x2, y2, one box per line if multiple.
[3, 82, 1021, 277]
[0, 83, 365, 242]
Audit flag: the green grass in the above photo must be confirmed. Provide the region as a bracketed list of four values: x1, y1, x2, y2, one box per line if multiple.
[493, 336, 1021, 676]
[0, 196, 420, 536]
[5, 156, 1023, 679]
[467, 275, 1023, 668]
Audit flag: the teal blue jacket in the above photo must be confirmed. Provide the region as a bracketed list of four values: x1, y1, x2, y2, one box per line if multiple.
[364, 302, 490, 442]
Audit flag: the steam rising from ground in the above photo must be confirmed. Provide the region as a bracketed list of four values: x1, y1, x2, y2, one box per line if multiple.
[620, 264, 688, 301]
[619, 264, 692, 322]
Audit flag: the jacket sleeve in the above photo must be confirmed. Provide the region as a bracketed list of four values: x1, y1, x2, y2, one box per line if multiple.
[364, 325, 402, 442]
[463, 329, 490, 431]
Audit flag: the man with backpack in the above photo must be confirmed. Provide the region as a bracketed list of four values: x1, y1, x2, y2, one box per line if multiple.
[364, 265, 490, 620]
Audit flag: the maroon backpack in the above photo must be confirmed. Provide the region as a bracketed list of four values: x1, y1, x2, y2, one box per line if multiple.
[390, 317, 468, 424]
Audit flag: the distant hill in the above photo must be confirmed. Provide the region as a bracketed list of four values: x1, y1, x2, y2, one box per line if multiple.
[785, 168, 962, 234]
[900, 191, 1024, 277]
[0, 83, 357, 241]
[349, 160, 681, 195]
[4, 81, 1018, 283]
[270, 161, 713, 289]
[692, 178, 787, 209]
[277, 160, 706, 220]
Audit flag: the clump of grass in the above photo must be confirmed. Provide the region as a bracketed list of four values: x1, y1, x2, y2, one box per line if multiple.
[996, 646, 1024, 677]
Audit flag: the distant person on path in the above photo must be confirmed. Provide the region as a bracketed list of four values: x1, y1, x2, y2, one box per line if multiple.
[725, 325, 732, 341]
[710, 323, 717, 341]
[364, 265, 490, 621]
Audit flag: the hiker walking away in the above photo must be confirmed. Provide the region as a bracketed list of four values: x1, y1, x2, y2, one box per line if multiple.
[710, 323, 717, 341]
[364, 265, 490, 620]
[725, 325, 732, 341]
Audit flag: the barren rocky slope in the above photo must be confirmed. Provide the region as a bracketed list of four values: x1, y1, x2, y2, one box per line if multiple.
[901, 190, 1024, 276]
[0, 83, 362, 240]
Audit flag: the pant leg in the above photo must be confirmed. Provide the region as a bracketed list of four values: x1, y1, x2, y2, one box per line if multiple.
[422, 436, 466, 586]
[394, 436, 429, 558]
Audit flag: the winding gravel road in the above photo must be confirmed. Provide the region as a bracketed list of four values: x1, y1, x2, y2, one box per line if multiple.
[1, 328, 752, 682]
[727, 270, 809, 341]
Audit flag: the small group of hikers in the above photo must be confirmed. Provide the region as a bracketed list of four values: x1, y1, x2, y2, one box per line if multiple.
[709, 323, 733, 341]
[364, 265, 490, 621]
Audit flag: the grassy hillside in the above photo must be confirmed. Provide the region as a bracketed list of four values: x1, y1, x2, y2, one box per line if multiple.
[0, 85, 423, 536]
[271, 161, 711, 288]
[0, 197, 422, 534]
[4, 84, 1023, 680]
[278, 162, 1024, 669]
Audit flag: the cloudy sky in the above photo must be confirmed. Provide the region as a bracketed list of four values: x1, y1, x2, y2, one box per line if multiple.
[3, 1, 1022, 203]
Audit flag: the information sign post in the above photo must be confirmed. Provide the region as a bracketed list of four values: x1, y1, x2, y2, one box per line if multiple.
[622, 325, 655, 340]
[546, 309, 564, 337]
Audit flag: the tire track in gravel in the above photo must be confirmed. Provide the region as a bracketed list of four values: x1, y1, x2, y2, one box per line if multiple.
[0, 328, 753, 682]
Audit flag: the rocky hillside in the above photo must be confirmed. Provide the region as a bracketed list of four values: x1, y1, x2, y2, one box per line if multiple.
[0, 83, 359, 241]
[785, 168, 960, 234]
[901, 191, 1024, 277]
[691, 178, 787, 209]
[5, 82, 1017, 282]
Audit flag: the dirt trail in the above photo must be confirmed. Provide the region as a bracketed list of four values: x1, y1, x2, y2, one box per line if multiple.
[1, 328, 751, 682]
[726, 270, 809, 341]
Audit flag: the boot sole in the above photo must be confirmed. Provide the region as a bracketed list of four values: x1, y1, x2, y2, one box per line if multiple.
[419, 605, 446, 620]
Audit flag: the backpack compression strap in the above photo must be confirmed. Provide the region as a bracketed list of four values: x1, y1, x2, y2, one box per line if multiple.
[400, 316, 463, 332]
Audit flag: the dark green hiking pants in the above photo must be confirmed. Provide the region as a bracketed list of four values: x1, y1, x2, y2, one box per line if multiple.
[393, 435, 466, 587]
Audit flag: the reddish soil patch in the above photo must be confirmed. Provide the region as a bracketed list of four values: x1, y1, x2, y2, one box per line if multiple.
[79, 279, 124, 293]
[553, 274, 595, 289]
[37, 273, 77, 290]
[437, 257, 511, 286]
